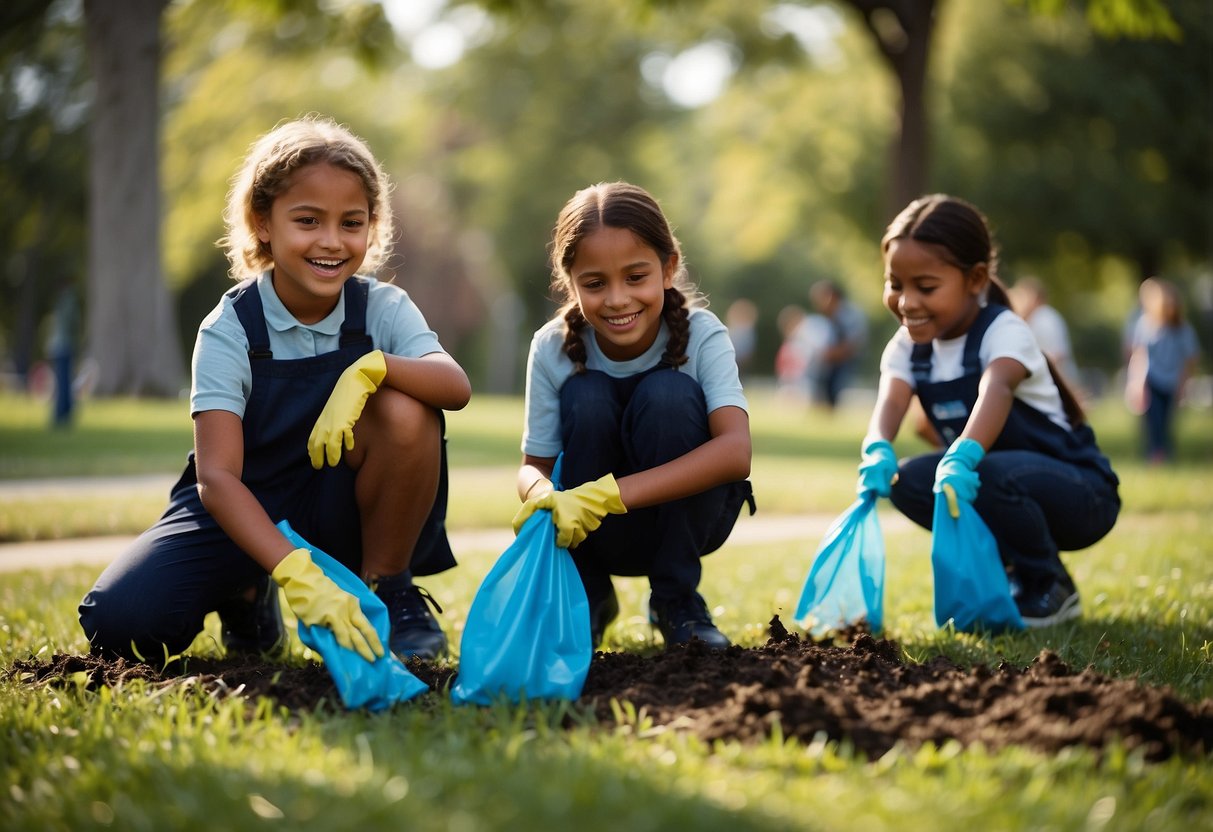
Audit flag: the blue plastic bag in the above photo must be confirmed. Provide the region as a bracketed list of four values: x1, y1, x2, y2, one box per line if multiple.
[929, 495, 1024, 633]
[794, 491, 885, 635]
[451, 463, 591, 705]
[277, 520, 429, 710]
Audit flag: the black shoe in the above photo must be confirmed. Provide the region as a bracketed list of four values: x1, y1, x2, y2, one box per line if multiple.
[1016, 573, 1081, 628]
[372, 572, 448, 660]
[218, 575, 284, 655]
[648, 591, 730, 650]
[588, 585, 619, 649]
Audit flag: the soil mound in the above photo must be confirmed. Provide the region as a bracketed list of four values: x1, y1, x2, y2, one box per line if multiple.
[10, 616, 1211, 761]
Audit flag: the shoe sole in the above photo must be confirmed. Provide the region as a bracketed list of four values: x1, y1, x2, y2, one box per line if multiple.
[1021, 594, 1082, 628]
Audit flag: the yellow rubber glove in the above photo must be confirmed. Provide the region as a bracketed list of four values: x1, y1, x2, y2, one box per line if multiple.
[308, 350, 387, 469]
[271, 548, 384, 662]
[511, 474, 627, 549]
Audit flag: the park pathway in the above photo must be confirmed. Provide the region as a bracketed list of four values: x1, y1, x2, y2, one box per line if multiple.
[0, 474, 911, 573]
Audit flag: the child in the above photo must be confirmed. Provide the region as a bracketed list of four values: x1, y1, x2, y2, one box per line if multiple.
[1126, 277, 1200, 464]
[858, 194, 1120, 627]
[512, 182, 754, 650]
[79, 117, 471, 662]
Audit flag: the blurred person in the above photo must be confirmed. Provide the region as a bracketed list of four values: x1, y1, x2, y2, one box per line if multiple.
[47, 284, 80, 428]
[775, 304, 827, 400]
[857, 194, 1119, 627]
[1126, 277, 1201, 464]
[1009, 276, 1081, 391]
[514, 182, 754, 651]
[808, 279, 868, 410]
[725, 297, 759, 378]
[79, 117, 471, 663]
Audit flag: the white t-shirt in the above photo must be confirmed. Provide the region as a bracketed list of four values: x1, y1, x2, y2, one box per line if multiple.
[879, 309, 1071, 431]
[522, 307, 748, 457]
[1026, 304, 1079, 383]
[191, 274, 445, 418]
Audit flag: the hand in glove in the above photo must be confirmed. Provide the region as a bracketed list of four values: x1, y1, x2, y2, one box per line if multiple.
[271, 547, 384, 662]
[856, 439, 899, 497]
[933, 437, 985, 519]
[512, 474, 627, 549]
[308, 350, 387, 469]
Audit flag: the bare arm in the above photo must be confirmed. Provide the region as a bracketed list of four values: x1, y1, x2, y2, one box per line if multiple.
[864, 374, 914, 445]
[382, 352, 471, 411]
[193, 410, 295, 573]
[958, 356, 1028, 450]
[518, 455, 557, 501]
[516, 405, 752, 509]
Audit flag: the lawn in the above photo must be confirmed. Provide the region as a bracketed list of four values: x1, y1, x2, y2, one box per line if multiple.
[1, 388, 1211, 831]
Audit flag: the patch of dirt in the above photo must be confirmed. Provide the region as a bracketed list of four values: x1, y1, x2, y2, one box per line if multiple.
[9, 616, 1211, 761]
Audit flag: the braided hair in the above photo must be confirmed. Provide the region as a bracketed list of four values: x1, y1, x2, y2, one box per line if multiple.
[549, 182, 701, 373]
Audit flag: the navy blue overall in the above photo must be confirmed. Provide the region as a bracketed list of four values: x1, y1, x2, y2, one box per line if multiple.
[557, 364, 754, 605]
[888, 304, 1120, 593]
[79, 277, 454, 659]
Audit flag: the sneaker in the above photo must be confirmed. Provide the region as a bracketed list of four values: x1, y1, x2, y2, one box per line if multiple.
[372, 572, 448, 659]
[648, 591, 730, 650]
[588, 585, 620, 650]
[218, 575, 284, 655]
[1016, 574, 1082, 628]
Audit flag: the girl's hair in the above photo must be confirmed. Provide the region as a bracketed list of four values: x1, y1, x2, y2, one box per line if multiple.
[1140, 276, 1184, 328]
[219, 116, 394, 280]
[548, 181, 703, 372]
[884, 194, 1088, 426]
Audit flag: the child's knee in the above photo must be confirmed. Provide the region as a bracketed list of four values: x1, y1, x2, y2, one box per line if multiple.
[561, 372, 623, 431]
[361, 388, 440, 452]
[632, 372, 705, 419]
[78, 588, 194, 661]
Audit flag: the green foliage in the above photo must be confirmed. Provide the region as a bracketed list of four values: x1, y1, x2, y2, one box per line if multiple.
[1011, 0, 1183, 40]
[940, 0, 1211, 310]
[3, 0, 1207, 392]
[0, 0, 89, 378]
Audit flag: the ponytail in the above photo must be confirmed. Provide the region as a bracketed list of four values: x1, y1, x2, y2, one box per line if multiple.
[991, 275, 1086, 426]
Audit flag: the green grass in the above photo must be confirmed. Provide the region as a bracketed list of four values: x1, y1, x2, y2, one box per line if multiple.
[1, 388, 1212, 830]
[3, 388, 1209, 540]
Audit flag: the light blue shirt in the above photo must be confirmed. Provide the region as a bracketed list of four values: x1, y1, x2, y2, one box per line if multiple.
[1134, 317, 1200, 393]
[191, 274, 445, 418]
[522, 307, 748, 457]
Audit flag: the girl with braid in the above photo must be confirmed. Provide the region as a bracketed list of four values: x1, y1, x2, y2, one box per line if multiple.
[513, 182, 754, 651]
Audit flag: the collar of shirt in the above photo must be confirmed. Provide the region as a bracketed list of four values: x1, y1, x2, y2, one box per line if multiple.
[257, 272, 346, 336]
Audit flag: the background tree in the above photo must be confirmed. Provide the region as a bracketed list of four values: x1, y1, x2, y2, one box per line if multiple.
[82, 0, 181, 396]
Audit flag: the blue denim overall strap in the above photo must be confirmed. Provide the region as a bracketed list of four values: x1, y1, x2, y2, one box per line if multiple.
[911, 304, 1116, 483]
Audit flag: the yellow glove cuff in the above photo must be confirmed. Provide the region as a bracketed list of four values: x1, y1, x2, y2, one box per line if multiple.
[357, 349, 387, 387]
[271, 547, 313, 586]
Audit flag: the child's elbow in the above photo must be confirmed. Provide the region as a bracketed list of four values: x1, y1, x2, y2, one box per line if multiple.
[447, 375, 472, 410]
[729, 434, 752, 481]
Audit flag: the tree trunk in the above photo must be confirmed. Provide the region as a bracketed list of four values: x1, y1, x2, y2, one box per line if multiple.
[82, 0, 183, 396]
[847, 0, 937, 220]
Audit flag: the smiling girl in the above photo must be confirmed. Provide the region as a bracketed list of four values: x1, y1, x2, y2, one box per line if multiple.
[513, 182, 754, 650]
[80, 117, 470, 663]
[857, 194, 1119, 627]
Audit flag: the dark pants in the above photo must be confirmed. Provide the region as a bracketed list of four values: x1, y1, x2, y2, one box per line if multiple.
[1143, 382, 1176, 460]
[78, 462, 364, 659]
[559, 369, 751, 603]
[890, 449, 1120, 593]
[51, 352, 73, 426]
